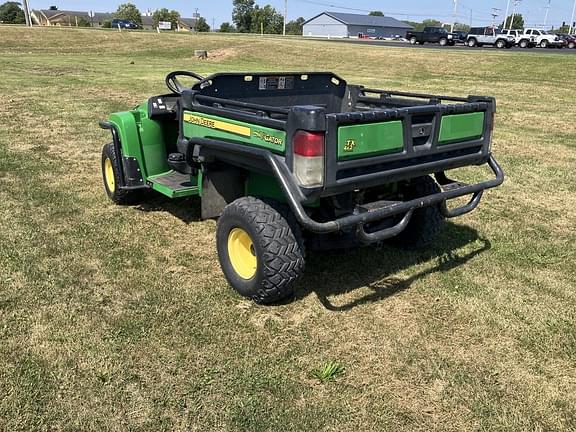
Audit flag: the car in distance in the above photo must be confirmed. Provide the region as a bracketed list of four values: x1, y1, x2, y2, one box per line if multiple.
[466, 27, 515, 48]
[523, 28, 564, 48]
[502, 29, 536, 48]
[557, 34, 576, 49]
[111, 18, 139, 29]
[405, 27, 456, 46]
[452, 30, 468, 44]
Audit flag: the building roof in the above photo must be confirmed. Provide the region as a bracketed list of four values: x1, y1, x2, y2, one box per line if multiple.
[179, 18, 196, 27]
[304, 12, 413, 29]
[33, 9, 113, 21]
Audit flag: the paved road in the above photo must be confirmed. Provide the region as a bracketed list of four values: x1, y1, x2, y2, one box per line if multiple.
[317, 38, 576, 55]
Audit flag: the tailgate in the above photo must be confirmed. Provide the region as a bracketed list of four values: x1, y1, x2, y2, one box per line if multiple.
[323, 94, 494, 194]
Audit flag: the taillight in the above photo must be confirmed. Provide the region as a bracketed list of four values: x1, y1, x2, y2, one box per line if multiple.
[293, 130, 324, 187]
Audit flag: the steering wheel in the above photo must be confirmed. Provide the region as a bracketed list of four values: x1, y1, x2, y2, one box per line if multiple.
[165, 71, 205, 94]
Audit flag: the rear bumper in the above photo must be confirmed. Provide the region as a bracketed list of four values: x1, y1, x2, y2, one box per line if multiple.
[193, 137, 504, 242]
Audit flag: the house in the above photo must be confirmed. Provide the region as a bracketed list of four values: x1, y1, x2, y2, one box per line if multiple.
[31, 8, 113, 27]
[31, 7, 197, 30]
[140, 16, 198, 31]
[302, 12, 413, 39]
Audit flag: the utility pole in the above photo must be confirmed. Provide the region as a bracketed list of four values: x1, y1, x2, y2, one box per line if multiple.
[504, 0, 512, 29]
[22, 0, 32, 26]
[543, 0, 551, 28]
[570, 0, 576, 33]
[509, 0, 521, 30]
[491, 8, 500, 27]
[451, 0, 458, 33]
[283, 0, 287, 36]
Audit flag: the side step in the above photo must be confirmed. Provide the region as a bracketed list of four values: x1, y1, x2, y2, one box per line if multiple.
[147, 171, 199, 198]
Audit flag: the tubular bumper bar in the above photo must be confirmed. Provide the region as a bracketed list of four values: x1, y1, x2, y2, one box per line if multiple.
[193, 138, 504, 240]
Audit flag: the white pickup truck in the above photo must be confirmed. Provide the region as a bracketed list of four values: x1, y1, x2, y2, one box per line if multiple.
[501, 29, 537, 48]
[523, 28, 565, 48]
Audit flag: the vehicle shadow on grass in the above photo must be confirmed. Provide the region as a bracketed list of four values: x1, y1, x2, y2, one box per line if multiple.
[134, 194, 202, 224]
[134, 196, 491, 311]
[296, 222, 491, 312]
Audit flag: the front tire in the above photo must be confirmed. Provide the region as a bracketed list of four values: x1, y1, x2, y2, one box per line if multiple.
[101, 143, 139, 205]
[439, 38, 448, 46]
[496, 39, 506, 49]
[540, 40, 548, 48]
[390, 176, 445, 249]
[216, 197, 305, 304]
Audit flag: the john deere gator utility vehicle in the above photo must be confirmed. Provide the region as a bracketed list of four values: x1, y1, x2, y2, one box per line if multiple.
[100, 71, 504, 304]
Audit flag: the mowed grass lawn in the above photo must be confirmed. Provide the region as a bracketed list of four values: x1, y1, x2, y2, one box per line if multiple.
[1, 26, 575, 431]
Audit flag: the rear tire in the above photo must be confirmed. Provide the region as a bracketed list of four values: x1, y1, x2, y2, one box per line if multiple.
[390, 176, 445, 249]
[216, 197, 305, 304]
[101, 143, 139, 205]
[410, 36, 417, 45]
[468, 38, 477, 47]
[519, 39, 528, 48]
[540, 40, 548, 48]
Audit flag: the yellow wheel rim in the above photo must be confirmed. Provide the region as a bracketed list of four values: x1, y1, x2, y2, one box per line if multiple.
[104, 158, 115, 193]
[227, 228, 257, 280]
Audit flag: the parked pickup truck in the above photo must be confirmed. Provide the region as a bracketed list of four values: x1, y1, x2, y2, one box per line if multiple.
[524, 28, 565, 48]
[100, 71, 504, 304]
[406, 27, 456, 46]
[502, 29, 537, 48]
[467, 27, 515, 48]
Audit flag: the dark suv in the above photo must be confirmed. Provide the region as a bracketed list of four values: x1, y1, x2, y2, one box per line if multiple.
[111, 19, 139, 29]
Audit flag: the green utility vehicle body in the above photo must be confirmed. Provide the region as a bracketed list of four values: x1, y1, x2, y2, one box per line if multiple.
[100, 71, 504, 303]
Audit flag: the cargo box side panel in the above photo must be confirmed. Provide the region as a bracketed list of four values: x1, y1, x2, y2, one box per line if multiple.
[438, 112, 485, 145]
[182, 111, 286, 154]
[337, 121, 404, 160]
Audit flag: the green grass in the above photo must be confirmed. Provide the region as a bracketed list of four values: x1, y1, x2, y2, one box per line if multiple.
[0, 26, 576, 431]
[309, 361, 346, 383]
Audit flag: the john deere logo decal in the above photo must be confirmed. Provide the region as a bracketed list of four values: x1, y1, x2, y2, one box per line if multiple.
[343, 139, 356, 152]
[183, 113, 251, 137]
[253, 130, 283, 146]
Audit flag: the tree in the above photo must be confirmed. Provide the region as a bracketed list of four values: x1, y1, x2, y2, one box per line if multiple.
[422, 19, 443, 28]
[152, 8, 180, 30]
[403, 20, 423, 31]
[500, 14, 524, 30]
[115, 3, 142, 26]
[285, 17, 305, 35]
[232, 0, 255, 33]
[195, 16, 210, 32]
[76, 16, 91, 27]
[453, 22, 470, 32]
[368, 11, 384, 16]
[0, 1, 25, 24]
[219, 22, 235, 32]
[250, 4, 283, 34]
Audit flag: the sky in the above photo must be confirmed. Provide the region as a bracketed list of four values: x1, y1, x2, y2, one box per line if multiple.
[29, 0, 576, 29]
